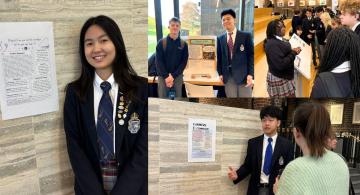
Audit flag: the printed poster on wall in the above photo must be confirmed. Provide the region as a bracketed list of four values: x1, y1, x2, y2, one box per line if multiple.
[320, 0, 326, 5]
[277, 0, 284, 7]
[309, 0, 316, 6]
[0, 22, 59, 120]
[299, 0, 306, 6]
[288, 0, 295, 7]
[188, 118, 216, 162]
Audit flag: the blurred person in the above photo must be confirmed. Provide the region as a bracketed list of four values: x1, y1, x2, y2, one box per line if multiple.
[315, 6, 326, 61]
[331, 16, 342, 29]
[302, 8, 318, 66]
[291, 10, 302, 36]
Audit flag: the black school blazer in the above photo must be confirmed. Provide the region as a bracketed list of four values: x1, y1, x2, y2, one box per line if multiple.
[63, 77, 148, 195]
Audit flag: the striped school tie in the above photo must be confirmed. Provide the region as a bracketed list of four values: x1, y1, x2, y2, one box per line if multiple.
[97, 81, 117, 193]
[227, 32, 234, 60]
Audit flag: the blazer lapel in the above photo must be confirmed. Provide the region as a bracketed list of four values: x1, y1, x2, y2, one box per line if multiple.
[83, 85, 99, 158]
[271, 137, 282, 169]
[221, 33, 229, 63]
[114, 90, 128, 161]
[232, 30, 241, 56]
[257, 135, 264, 173]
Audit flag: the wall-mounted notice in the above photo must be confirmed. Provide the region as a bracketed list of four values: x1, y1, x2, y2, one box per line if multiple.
[188, 118, 216, 162]
[0, 22, 58, 120]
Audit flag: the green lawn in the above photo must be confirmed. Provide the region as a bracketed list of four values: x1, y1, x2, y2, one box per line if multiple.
[148, 16, 169, 57]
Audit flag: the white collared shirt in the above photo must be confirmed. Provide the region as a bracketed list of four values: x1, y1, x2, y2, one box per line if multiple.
[93, 72, 119, 154]
[275, 35, 283, 41]
[352, 22, 360, 32]
[226, 27, 237, 44]
[260, 133, 278, 184]
[331, 61, 351, 73]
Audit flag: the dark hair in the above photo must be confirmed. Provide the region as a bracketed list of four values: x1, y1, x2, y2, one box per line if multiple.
[293, 102, 332, 157]
[260, 105, 282, 120]
[67, 15, 140, 102]
[315, 6, 324, 13]
[294, 10, 300, 15]
[265, 19, 282, 40]
[169, 17, 181, 25]
[221, 9, 236, 19]
[306, 8, 313, 13]
[318, 27, 360, 97]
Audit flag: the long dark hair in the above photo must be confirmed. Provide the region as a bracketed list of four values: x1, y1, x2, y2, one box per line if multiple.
[318, 27, 360, 97]
[68, 15, 140, 102]
[293, 102, 332, 158]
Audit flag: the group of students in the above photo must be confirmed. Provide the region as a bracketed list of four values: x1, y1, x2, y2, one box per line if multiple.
[228, 103, 349, 195]
[152, 9, 254, 98]
[264, 2, 360, 98]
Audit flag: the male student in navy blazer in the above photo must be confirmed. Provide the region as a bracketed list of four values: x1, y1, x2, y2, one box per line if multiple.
[228, 105, 294, 195]
[217, 9, 254, 97]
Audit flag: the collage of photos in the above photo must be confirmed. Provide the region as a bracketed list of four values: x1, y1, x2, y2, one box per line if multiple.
[0, 0, 359, 195]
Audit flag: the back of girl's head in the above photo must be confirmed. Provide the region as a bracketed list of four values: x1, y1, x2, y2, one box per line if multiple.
[320, 12, 332, 26]
[318, 27, 360, 96]
[293, 102, 332, 157]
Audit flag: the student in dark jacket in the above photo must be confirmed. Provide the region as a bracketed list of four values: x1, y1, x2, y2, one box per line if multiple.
[311, 27, 360, 98]
[291, 10, 302, 36]
[217, 9, 254, 97]
[314, 7, 326, 61]
[228, 105, 294, 195]
[302, 9, 318, 66]
[64, 15, 147, 195]
[264, 19, 301, 97]
[155, 17, 189, 98]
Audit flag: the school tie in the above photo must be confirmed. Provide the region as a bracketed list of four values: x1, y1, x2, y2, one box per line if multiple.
[227, 32, 234, 60]
[97, 81, 114, 161]
[263, 137, 273, 176]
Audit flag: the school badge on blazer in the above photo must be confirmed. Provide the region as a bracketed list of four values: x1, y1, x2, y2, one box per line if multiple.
[279, 156, 284, 166]
[128, 112, 140, 134]
[240, 44, 245, 52]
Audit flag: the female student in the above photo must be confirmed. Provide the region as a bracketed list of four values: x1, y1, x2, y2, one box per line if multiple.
[63, 15, 147, 195]
[311, 27, 360, 98]
[264, 19, 301, 97]
[274, 102, 349, 195]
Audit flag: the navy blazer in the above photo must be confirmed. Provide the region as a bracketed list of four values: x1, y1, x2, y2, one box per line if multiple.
[217, 30, 254, 85]
[63, 77, 148, 195]
[234, 134, 294, 195]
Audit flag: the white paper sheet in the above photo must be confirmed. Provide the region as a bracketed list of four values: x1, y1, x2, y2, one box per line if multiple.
[184, 82, 215, 97]
[0, 22, 59, 120]
[188, 118, 216, 162]
[289, 34, 312, 79]
[188, 44, 203, 60]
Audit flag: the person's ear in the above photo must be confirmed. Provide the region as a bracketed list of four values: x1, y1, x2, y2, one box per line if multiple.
[294, 127, 301, 138]
[277, 120, 281, 128]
